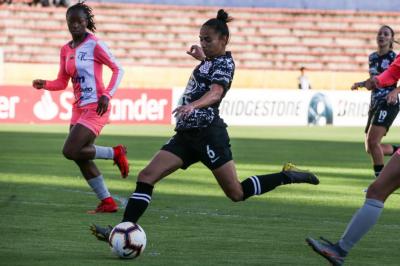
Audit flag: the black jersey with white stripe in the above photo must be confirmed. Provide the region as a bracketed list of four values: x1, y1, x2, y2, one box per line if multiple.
[175, 52, 235, 130]
[369, 50, 397, 107]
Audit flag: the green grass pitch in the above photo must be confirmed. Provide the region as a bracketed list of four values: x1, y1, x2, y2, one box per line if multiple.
[1, 125, 400, 265]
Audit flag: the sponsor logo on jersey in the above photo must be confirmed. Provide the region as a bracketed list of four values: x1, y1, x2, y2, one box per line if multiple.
[72, 75, 85, 84]
[79, 87, 93, 92]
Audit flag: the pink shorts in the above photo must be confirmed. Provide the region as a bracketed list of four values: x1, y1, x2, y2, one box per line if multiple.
[71, 103, 110, 136]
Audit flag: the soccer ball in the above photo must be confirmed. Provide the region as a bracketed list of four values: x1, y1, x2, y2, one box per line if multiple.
[109, 222, 147, 259]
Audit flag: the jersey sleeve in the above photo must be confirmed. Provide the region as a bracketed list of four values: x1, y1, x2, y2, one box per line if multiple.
[210, 58, 234, 92]
[94, 41, 124, 99]
[44, 46, 69, 91]
[368, 54, 376, 77]
[376, 55, 400, 87]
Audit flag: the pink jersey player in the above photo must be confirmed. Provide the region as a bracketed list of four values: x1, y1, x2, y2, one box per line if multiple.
[376, 54, 400, 87]
[45, 32, 123, 108]
[32, 2, 129, 214]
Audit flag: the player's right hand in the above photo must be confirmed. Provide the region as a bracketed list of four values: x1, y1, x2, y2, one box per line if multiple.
[32, 79, 46, 89]
[351, 81, 365, 90]
[186, 45, 206, 61]
[351, 83, 359, 90]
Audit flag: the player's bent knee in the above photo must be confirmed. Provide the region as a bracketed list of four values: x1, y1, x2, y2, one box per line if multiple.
[62, 147, 73, 160]
[137, 169, 158, 185]
[366, 183, 386, 200]
[366, 137, 380, 150]
[365, 146, 371, 154]
[226, 190, 244, 202]
[62, 146, 78, 160]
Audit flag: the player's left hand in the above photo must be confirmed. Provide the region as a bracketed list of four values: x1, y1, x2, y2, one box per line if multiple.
[96, 95, 109, 116]
[364, 77, 379, 91]
[173, 104, 195, 119]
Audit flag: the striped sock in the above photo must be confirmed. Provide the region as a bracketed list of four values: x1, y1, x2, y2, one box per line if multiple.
[373, 165, 384, 178]
[122, 182, 154, 223]
[241, 173, 290, 200]
[391, 145, 400, 155]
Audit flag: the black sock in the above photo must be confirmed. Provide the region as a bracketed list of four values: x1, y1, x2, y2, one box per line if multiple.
[392, 145, 400, 155]
[373, 164, 384, 178]
[241, 173, 290, 200]
[122, 182, 154, 223]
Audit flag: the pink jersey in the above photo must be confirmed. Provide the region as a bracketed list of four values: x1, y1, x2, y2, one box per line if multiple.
[44, 33, 124, 107]
[376, 54, 400, 87]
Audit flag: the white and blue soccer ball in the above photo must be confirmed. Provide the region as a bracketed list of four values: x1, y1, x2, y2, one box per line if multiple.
[109, 222, 147, 259]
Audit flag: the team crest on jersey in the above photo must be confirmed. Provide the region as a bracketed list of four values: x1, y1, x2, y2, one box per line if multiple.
[381, 59, 390, 69]
[199, 61, 212, 74]
[78, 52, 87, 61]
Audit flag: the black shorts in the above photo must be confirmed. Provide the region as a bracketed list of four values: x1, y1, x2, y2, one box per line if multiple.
[365, 101, 399, 133]
[161, 124, 232, 170]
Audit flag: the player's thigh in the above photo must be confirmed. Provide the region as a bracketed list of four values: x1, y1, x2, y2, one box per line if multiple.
[161, 133, 199, 169]
[371, 103, 399, 132]
[212, 161, 243, 201]
[64, 123, 96, 152]
[199, 125, 232, 170]
[367, 153, 400, 201]
[138, 150, 183, 185]
[366, 125, 387, 143]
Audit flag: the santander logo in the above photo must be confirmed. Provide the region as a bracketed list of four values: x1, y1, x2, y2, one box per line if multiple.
[110, 93, 169, 122]
[33, 91, 59, 120]
[1, 86, 172, 124]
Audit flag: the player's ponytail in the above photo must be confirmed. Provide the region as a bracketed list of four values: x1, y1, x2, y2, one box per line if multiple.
[203, 9, 233, 41]
[216, 9, 233, 24]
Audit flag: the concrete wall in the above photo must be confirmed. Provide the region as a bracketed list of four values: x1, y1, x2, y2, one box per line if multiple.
[5, 63, 366, 90]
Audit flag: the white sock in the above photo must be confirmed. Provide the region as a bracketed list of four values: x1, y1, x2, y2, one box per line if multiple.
[339, 198, 384, 252]
[94, 145, 114, 159]
[87, 175, 111, 200]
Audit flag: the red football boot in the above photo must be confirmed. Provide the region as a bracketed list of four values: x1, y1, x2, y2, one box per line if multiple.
[88, 197, 118, 214]
[113, 145, 129, 178]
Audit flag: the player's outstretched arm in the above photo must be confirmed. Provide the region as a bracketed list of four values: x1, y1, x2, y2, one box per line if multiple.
[350, 81, 366, 90]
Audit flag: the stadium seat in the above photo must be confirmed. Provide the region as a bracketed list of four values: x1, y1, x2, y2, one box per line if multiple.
[1, 2, 400, 71]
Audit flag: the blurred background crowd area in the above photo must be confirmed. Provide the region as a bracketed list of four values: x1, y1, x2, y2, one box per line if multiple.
[1, 0, 400, 90]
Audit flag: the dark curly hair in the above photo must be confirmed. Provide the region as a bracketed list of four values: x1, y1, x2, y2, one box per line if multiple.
[66, 1, 96, 33]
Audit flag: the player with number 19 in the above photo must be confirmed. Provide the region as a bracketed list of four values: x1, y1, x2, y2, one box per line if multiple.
[92, 9, 319, 245]
[351, 25, 399, 179]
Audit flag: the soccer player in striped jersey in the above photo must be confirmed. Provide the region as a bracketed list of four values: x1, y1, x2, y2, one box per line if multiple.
[306, 38, 400, 266]
[351, 25, 399, 178]
[32, 2, 128, 213]
[91, 9, 319, 242]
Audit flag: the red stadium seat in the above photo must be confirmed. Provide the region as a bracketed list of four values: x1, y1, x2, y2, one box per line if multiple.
[1, 3, 399, 71]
